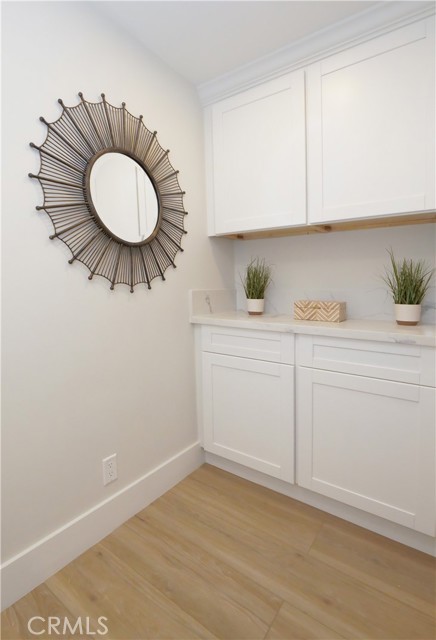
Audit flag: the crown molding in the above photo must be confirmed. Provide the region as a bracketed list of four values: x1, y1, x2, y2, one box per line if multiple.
[198, 1, 435, 106]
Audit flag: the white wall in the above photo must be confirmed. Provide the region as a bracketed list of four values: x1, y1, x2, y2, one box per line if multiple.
[1, 0, 233, 605]
[234, 225, 436, 323]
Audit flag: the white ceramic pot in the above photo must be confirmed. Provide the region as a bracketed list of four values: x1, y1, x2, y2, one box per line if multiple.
[394, 304, 422, 326]
[246, 298, 265, 315]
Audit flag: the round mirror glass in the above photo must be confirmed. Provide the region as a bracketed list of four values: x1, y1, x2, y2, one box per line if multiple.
[89, 152, 159, 243]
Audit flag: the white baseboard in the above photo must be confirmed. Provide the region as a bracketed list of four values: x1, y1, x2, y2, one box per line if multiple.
[1, 443, 204, 610]
[205, 453, 436, 557]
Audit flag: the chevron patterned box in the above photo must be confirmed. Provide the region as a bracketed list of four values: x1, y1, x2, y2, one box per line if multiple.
[294, 300, 346, 322]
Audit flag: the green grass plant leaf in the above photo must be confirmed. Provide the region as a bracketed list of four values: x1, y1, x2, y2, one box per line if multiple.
[241, 258, 272, 300]
[382, 249, 434, 305]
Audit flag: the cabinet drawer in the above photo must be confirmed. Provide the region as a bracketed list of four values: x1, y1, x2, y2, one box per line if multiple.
[201, 326, 294, 364]
[296, 335, 435, 387]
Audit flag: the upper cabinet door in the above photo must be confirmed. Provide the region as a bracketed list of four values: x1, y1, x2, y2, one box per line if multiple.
[208, 70, 306, 235]
[307, 18, 435, 224]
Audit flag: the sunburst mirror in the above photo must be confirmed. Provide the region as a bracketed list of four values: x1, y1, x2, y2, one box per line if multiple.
[29, 93, 187, 292]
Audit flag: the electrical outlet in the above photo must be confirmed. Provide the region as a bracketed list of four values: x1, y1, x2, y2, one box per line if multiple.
[102, 454, 117, 486]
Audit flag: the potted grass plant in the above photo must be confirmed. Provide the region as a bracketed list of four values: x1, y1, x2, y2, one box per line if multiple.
[382, 249, 434, 325]
[241, 257, 272, 315]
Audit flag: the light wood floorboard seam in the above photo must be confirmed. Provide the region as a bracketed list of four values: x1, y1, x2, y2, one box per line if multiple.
[262, 598, 284, 639]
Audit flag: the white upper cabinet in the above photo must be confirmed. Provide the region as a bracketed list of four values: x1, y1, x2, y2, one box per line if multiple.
[204, 13, 435, 235]
[307, 18, 435, 223]
[207, 71, 306, 235]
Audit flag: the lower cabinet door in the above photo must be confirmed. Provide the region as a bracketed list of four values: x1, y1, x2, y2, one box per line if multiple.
[297, 367, 436, 535]
[202, 353, 294, 482]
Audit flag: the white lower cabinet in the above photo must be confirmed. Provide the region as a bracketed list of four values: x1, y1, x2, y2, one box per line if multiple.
[202, 352, 294, 482]
[296, 336, 436, 536]
[198, 326, 295, 481]
[196, 325, 435, 538]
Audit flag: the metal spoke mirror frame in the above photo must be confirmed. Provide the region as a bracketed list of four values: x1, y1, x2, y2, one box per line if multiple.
[29, 93, 187, 292]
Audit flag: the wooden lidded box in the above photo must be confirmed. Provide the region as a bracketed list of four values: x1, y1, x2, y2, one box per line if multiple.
[294, 300, 346, 322]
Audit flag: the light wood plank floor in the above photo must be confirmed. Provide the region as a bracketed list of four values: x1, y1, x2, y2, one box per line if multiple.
[2, 464, 435, 640]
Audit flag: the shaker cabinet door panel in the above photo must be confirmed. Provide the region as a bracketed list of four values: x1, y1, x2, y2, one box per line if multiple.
[202, 353, 294, 481]
[210, 71, 306, 234]
[296, 367, 436, 535]
[307, 18, 435, 223]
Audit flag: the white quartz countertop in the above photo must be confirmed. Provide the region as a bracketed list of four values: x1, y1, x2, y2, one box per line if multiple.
[190, 311, 436, 347]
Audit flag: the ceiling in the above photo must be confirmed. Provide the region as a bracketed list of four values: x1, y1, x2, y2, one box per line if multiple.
[94, 1, 384, 86]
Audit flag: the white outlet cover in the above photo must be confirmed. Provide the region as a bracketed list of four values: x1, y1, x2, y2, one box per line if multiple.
[102, 454, 117, 486]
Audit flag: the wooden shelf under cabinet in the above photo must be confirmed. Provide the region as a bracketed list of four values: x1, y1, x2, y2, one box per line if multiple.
[223, 212, 436, 240]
